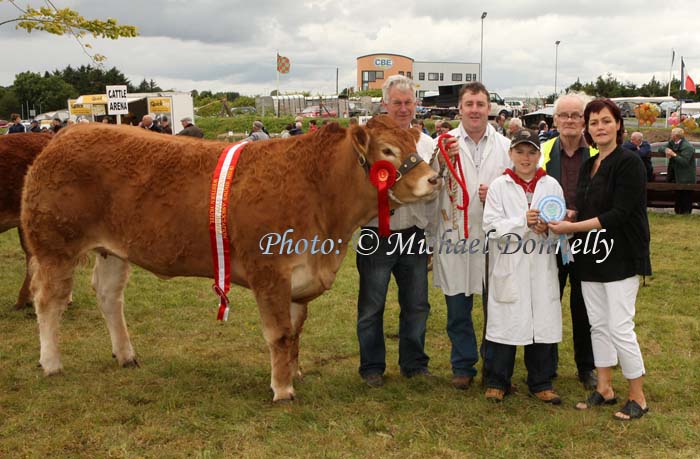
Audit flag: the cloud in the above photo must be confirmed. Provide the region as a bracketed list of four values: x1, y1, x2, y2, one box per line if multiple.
[2, 1, 700, 98]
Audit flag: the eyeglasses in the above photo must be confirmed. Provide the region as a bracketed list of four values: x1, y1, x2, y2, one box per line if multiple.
[390, 100, 415, 108]
[556, 112, 583, 121]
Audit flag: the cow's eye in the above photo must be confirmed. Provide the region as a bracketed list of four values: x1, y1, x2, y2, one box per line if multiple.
[382, 148, 396, 157]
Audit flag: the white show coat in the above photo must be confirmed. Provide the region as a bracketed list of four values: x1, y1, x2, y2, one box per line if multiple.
[430, 122, 511, 296]
[482, 174, 564, 345]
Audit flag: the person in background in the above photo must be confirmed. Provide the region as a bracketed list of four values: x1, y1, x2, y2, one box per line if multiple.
[51, 118, 63, 134]
[177, 117, 204, 138]
[102, 117, 111, 124]
[412, 118, 430, 136]
[622, 131, 653, 181]
[493, 113, 506, 136]
[28, 119, 41, 133]
[431, 120, 443, 138]
[246, 120, 270, 142]
[660, 127, 697, 214]
[549, 98, 651, 421]
[308, 119, 319, 132]
[160, 116, 173, 134]
[538, 121, 549, 143]
[507, 117, 522, 138]
[8, 114, 26, 134]
[141, 115, 161, 133]
[289, 116, 304, 136]
[280, 123, 293, 138]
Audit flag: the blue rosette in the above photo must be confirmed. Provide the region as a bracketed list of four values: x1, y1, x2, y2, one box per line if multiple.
[536, 195, 570, 264]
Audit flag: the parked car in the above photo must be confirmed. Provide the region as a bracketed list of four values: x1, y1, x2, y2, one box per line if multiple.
[615, 101, 636, 118]
[647, 141, 700, 208]
[659, 101, 679, 117]
[299, 106, 338, 118]
[505, 100, 528, 117]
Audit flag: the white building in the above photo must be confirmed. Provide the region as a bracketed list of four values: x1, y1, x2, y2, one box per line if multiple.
[413, 62, 480, 98]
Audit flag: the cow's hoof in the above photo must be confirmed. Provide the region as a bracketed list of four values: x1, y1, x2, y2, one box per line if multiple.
[273, 397, 295, 405]
[295, 370, 304, 381]
[13, 301, 32, 310]
[40, 363, 63, 376]
[121, 359, 140, 369]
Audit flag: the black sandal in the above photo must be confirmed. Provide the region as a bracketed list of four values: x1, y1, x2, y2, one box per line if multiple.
[575, 391, 618, 410]
[613, 400, 649, 421]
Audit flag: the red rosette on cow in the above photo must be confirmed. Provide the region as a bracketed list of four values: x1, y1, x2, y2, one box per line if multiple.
[369, 160, 397, 237]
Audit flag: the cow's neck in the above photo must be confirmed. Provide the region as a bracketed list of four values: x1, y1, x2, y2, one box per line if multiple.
[320, 138, 378, 238]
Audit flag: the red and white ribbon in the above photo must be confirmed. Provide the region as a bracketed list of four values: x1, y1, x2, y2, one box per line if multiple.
[209, 141, 248, 321]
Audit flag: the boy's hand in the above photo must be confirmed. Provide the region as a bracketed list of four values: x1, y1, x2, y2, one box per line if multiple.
[526, 209, 541, 227]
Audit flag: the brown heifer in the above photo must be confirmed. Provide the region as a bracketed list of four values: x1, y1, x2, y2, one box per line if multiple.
[21, 116, 440, 401]
[0, 132, 52, 308]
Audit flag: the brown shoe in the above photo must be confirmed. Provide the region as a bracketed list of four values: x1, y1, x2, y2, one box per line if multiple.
[531, 389, 562, 405]
[485, 388, 505, 403]
[452, 375, 473, 390]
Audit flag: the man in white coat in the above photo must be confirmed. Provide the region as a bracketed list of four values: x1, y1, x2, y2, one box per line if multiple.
[430, 82, 511, 389]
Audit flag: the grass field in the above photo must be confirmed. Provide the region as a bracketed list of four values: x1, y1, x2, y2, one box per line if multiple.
[1, 213, 699, 458]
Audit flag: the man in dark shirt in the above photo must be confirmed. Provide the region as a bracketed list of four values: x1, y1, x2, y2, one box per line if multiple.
[540, 93, 598, 390]
[622, 132, 653, 181]
[141, 115, 162, 133]
[177, 117, 204, 138]
[8, 114, 26, 134]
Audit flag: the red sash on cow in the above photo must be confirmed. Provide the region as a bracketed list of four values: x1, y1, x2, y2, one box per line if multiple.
[209, 141, 249, 321]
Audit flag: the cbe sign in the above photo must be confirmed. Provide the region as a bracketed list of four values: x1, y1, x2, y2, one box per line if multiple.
[106, 85, 129, 115]
[374, 57, 393, 69]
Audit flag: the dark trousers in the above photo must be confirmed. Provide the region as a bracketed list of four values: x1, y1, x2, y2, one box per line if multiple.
[675, 190, 693, 214]
[356, 226, 430, 377]
[552, 253, 595, 375]
[486, 341, 555, 393]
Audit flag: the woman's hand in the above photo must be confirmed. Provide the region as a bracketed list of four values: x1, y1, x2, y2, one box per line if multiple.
[548, 220, 575, 235]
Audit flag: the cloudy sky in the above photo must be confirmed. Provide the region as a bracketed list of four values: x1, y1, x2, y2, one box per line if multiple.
[2, 0, 700, 99]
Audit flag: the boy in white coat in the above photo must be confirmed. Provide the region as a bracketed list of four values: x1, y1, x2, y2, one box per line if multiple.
[482, 129, 564, 403]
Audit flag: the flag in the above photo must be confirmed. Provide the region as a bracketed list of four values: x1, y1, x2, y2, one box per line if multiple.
[277, 54, 290, 74]
[680, 58, 696, 93]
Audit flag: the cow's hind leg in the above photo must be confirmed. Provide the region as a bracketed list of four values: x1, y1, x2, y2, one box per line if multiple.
[31, 257, 75, 375]
[91, 253, 137, 367]
[14, 227, 32, 309]
[289, 301, 308, 381]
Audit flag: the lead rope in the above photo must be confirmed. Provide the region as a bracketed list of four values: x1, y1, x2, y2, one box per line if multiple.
[437, 133, 469, 238]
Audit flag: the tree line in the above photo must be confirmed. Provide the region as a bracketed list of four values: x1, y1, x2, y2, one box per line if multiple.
[0, 65, 163, 119]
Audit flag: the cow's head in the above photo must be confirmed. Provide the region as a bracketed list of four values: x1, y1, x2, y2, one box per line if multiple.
[350, 115, 440, 205]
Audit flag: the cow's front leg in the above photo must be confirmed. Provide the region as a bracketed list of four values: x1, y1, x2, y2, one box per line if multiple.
[253, 280, 296, 402]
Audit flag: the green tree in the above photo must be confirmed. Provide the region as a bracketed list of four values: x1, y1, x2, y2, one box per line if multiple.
[0, 1, 137, 64]
[0, 87, 20, 119]
[231, 96, 255, 107]
[13, 71, 78, 113]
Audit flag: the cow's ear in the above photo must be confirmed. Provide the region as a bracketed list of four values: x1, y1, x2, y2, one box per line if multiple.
[350, 125, 370, 158]
[409, 126, 421, 142]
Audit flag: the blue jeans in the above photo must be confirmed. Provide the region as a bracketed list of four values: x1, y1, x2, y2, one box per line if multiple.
[356, 227, 430, 377]
[445, 293, 479, 377]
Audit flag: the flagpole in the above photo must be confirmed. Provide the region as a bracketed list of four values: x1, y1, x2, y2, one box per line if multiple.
[276, 50, 280, 117]
[668, 49, 675, 97]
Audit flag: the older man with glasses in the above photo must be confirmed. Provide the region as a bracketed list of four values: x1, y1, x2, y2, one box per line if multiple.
[540, 93, 599, 390]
